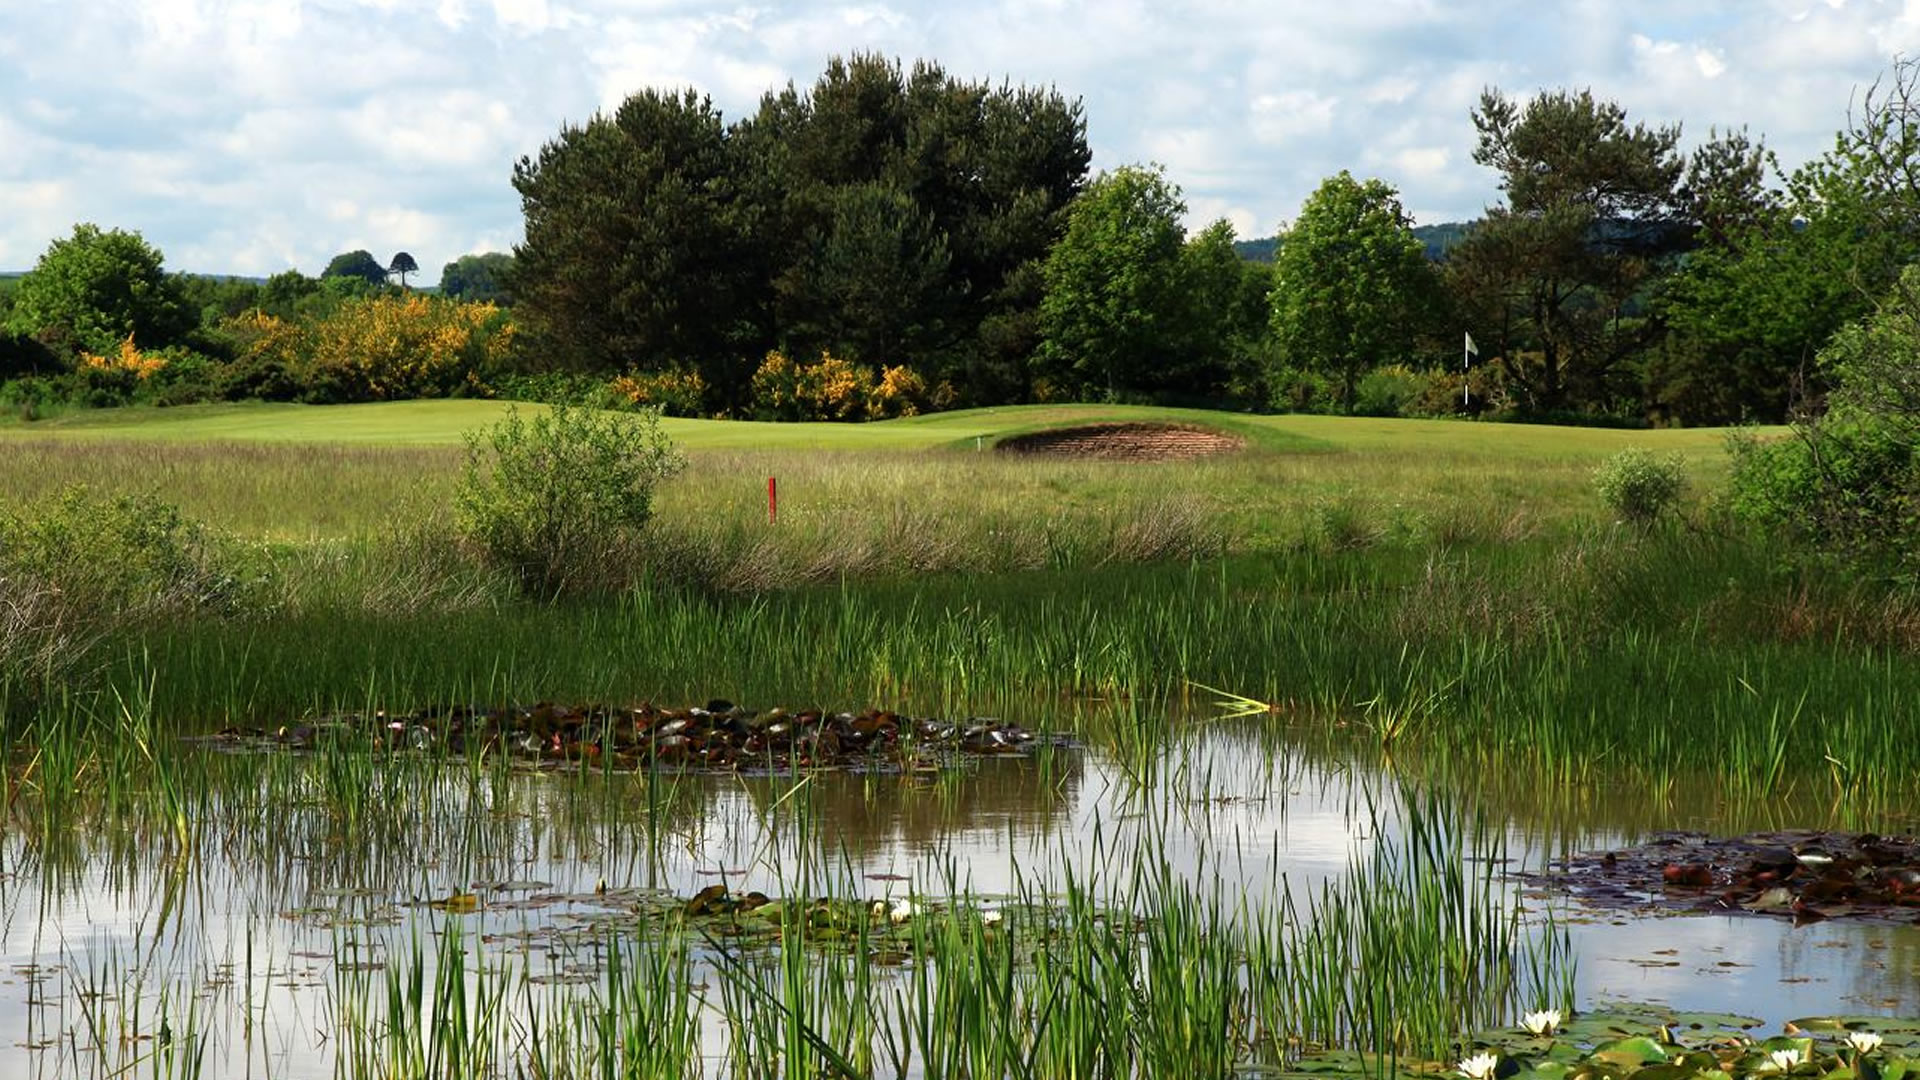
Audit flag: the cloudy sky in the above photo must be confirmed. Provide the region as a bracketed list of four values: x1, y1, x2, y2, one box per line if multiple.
[2, 0, 1916, 283]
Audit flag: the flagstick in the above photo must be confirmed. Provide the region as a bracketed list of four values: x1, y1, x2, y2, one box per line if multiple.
[1462, 331, 1478, 408]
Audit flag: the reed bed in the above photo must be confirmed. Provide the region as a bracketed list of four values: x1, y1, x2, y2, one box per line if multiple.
[3, 518, 1899, 822]
[0, 684, 1571, 1080]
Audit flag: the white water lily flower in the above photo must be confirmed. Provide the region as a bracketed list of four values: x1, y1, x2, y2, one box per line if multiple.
[980, 909, 1004, 927]
[1768, 1048, 1805, 1072]
[1847, 1032, 1885, 1055]
[1521, 1009, 1563, 1035]
[1458, 1052, 1500, 1080]
[889, 898, 920, 924]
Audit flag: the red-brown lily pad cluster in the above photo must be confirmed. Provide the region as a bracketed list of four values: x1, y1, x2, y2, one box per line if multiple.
[192, 700, 1048, 772]
[1527, 830, 1920, 926]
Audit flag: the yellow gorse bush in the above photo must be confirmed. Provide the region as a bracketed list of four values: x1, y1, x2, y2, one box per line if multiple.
[751, 351, 943, 420]
[80, 334, 167, 379]
[609, 370, 708, 415]
[218, 296, 513, 402]
[221, 310, 302, 366]
[302, 294, 514, 401]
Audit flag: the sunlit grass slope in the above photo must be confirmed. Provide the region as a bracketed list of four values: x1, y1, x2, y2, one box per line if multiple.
[0, 400, 1779, 544]
[0, 399, 1765, 455]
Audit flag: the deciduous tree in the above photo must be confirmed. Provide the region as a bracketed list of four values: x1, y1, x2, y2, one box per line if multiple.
[1269, 172, 1436, 409]
[321, 250, 390, 288]
[1036, 165, 1188, 398]
[439, 253, 515, 305]
[5, 224, 193, 356]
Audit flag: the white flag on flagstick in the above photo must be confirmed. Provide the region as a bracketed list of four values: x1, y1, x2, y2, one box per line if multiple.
[1462, 331, 1479, 406]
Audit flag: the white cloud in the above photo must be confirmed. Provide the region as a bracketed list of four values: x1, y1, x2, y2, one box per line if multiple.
[3, 0, 1920, 278]
[1391, 147, 1451, 179]
[1250, 90, 1340, 143]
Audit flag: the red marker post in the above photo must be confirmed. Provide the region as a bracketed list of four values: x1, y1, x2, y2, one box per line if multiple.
[768, 476, 777, 524]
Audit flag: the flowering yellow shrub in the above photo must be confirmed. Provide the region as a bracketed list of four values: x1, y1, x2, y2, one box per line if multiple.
[868, 365, 923, 418]
[751, 353, 951, 420]
[608, 370, 708, 416]
[220, 310, 303, 368]
[80, 334, 167, 379]
[751, 350, 867, 420]
[299, 295, 514, 401]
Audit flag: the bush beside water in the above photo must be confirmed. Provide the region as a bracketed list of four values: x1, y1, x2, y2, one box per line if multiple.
[455, 404, 684, 597]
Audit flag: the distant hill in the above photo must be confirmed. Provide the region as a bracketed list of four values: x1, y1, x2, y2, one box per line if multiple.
[1234, 221, 1475, 263]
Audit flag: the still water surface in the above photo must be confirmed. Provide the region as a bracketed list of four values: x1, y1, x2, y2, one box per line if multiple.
[0, 725, 1913, 1077]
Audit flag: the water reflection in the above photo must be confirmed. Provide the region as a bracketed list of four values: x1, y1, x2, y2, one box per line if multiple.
[0, 724, 1916, 1077]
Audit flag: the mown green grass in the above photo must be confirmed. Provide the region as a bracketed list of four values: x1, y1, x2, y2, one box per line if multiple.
[0, 398, 1764, 454]
[0, 401, 1768, 543]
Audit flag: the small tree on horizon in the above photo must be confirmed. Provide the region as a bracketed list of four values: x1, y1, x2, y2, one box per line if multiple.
[388, 251, 420, 289]
[322, 250, 390, 288]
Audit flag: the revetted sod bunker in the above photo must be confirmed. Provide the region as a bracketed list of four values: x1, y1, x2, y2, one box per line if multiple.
[994, 422, 1245, 461]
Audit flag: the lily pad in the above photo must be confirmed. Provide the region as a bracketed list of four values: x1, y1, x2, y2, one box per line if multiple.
[1590, 1037, 1669, 1068]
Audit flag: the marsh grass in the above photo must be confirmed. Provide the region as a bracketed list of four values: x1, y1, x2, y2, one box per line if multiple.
[0, 510, 1895, 820]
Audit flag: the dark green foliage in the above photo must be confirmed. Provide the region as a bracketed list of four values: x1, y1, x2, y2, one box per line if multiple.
[5, 224, 195, 356]
[773, 180, 956, 368]
[439, 253, 515, 305]
[1728, 266, 1920, 572]
[384, 249, 418, 288]
[1176, 220, 1269, 400]
[321, 250, 390, 288]
[455, 405, 685, 597]
[1657, 65, 1920, 425]
[511, 55, 1088, 410]
[1036, 165, 1189, 399]
[748, 55, 1089, 401]
[261, 270, 324, 318]
[1270, 171, 1438, 410]
[1450, 89, 1686, 415]
[173, 273, 266, 327]
[513, 87, 760, 403]
[0, 330, 62, 382]
[388, 251, 419, 287]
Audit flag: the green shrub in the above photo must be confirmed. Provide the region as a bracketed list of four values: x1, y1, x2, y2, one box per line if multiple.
[1266, 365, 1333, 414]
[488, 370, 626, 409]
[454, 405, 684, 597]
[0, 487, 257, 699]
[1726, 420, 1918, 568]
[1722, 268, 1920, 574]
[1594, 447, 1689, 526]
[1352, 365, 1422, 417]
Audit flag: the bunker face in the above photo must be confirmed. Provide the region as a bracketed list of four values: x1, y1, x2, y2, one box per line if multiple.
[995, 422, 1245, 461]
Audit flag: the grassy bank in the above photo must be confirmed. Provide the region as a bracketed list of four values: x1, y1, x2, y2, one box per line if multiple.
[0, 403, 1907, 815]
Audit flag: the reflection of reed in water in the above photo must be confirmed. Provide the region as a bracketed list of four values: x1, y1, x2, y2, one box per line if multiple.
[731, 748, 1083, 866]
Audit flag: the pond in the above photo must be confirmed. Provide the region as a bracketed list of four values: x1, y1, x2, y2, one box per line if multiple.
[0, 713, 1914, 1078]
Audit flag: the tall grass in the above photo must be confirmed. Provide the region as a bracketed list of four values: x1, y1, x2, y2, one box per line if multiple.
[17, 521, 1901, 820]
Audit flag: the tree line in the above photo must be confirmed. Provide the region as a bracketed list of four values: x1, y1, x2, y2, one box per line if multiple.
[506, 51, 1920, 426]
[5, 52, 1920, 430]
